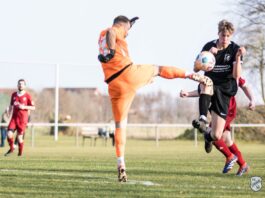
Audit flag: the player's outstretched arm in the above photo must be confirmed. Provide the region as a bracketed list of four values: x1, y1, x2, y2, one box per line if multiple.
[241, 85, 255, 110]
[180, 89, 199, 98]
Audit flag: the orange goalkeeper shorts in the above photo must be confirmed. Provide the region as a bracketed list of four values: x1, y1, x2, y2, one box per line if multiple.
[108, 64, 156, 122]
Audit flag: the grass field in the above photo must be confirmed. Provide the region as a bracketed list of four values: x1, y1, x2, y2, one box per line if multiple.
[0, 137, 264, 198]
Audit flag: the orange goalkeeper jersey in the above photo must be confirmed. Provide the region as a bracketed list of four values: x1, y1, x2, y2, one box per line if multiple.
[98, 25, 132, 81]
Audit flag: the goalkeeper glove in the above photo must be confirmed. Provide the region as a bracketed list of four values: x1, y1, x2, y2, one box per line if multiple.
[98, 49, 115, 63]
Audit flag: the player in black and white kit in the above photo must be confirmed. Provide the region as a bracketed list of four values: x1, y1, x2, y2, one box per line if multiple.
[192, 19, 246, 172]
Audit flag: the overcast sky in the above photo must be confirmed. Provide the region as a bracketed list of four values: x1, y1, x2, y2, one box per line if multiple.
[0, 0, 238, 96]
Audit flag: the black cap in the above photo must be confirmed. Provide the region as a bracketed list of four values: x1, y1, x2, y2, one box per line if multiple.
[130, 17, 139, 27]
[113, 15, 139, 27]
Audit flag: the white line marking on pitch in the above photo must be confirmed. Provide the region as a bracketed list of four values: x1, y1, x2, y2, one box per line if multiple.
[0, 169, 93, 177]
[0, 169, 160, 186]
[175, 184, 243, 190]
[126, 180, 159, 186]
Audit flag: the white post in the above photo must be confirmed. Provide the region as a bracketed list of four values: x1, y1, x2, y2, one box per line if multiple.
[231, 126, 235, 141]
[54, 64, 59, 141]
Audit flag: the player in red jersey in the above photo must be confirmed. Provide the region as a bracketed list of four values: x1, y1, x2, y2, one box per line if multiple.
[180, 77, 254, 176]
[5, 79, 35, 156]
[211, 77, 254, 176]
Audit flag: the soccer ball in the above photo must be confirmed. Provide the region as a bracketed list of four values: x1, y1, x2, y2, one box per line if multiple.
[195, 51, 216, 72]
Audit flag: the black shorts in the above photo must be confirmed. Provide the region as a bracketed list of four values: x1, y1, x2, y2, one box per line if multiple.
[209, 79, 238, 119]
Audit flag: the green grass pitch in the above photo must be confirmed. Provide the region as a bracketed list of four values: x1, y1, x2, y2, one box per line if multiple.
[0, 138, 264, 198]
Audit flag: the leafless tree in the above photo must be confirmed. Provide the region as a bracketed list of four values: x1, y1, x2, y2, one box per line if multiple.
[233, 0, 265, 102]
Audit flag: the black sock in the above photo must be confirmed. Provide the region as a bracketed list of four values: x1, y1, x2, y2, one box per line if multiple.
[199, 94, 211, 120]
[204, 132, 214, 142]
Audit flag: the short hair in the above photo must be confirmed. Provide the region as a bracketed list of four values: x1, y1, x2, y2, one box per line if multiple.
[18, 79, 26, 85]
[113, 15, 130, 25]
[218, 20, 235, 34]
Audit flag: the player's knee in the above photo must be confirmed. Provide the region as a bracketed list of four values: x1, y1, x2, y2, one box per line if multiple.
[17, 135, 23, 143]
[204, 83, 213, 95]
[223, 134, 233, 146]
[224, 138, 233, 146]
[189, 73, 213, 88]
[199, 80, 213, 96]
[7, 131, 13, 138]
[154, 65, 159, 76]
[204, 76, 213, 86]
[212, 132, 222, 140]
[222, 134, 228, 144]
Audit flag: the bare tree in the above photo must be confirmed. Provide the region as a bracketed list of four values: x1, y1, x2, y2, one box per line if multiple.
[33, 88, 198, 124]
[243, 26, 265, 102]
[234, 0, 265, 25]
[233, 0, 265, 102]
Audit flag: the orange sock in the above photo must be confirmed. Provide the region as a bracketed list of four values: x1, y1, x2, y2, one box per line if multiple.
[115, 128, 126, 157]
[159, 66, 186, 79]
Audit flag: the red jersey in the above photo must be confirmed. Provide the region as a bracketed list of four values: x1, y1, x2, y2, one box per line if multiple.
[10, 91, 34, 121]
[238, 77, 246, 88]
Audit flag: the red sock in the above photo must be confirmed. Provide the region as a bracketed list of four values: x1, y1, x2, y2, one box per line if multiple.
[159, 66, 186, 79]
[213, 139, 233, 158]
[7, 137, 14, 151]
[229, 143, 245, 166]
[18, 142, 24, 155]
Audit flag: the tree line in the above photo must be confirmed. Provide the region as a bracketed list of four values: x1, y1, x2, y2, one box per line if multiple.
[32, 88, 198, 124]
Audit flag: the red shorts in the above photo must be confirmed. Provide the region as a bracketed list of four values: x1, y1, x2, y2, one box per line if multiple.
[223, 97, 237, 132]
[223, 113, 235, 131]
[8, 117, 27, 135]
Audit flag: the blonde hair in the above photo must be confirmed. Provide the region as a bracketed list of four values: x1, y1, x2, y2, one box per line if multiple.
[218, 20, 234, 34]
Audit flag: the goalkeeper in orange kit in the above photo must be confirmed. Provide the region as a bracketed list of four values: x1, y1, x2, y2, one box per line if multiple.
[97, 15, 213, 182]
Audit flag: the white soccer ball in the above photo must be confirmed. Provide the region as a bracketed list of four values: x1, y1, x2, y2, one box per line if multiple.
[195, 51, 216, 71]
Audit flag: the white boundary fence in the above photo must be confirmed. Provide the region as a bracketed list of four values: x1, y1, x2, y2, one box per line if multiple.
[1, 123, 264, 147]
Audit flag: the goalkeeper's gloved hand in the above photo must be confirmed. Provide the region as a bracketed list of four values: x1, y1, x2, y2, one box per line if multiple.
[98, 49, 115, 63]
